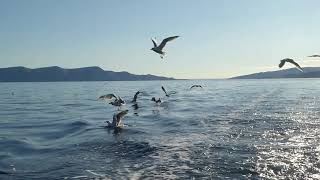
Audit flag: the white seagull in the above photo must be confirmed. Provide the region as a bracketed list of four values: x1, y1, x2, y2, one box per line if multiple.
[279, 58, 303, 72]
[151, 36, 179, 59]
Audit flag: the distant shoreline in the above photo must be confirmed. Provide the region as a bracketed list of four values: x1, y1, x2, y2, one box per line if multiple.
[230, 67, 320, 79]
[0, 66, 175, 82]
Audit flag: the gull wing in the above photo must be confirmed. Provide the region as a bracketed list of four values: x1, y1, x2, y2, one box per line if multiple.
[98, 93, 117, 100]
[279, 58, 303, 72]
[289, 60, 303, 72]
[190, 85, 203, 89]
[158, 36, 179, 50]
[132, 91, 140, 102]
[161, 86, 169, 97]
[118, 96, 125, 104]
[115, 110, 129, 126]
[111, 114, 118, 126]
[151, 38, 158, 48]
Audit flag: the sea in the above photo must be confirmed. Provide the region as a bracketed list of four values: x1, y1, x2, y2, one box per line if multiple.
[1, 79, 320, 179]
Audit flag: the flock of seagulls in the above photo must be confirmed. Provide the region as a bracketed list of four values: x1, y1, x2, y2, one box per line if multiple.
[99, 85, 200, 129]
[98, 34, 320, 129]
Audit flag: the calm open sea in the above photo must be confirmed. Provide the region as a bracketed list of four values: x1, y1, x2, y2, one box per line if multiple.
[1, 79, 320, 179]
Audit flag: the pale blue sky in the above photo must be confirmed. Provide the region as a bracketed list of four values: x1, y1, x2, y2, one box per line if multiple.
[1, 0, 320, 78]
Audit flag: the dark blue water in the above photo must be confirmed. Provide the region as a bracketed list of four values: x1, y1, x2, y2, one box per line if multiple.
[1, 79, 320, 179]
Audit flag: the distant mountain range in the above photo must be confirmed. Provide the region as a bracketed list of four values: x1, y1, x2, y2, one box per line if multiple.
[0, 66, 174, 82]
[231, 67, 320, 79]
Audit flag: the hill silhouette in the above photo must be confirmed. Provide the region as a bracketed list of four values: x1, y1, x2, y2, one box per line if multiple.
[0, 66, 174, 82]
[231, 67, 320, 79]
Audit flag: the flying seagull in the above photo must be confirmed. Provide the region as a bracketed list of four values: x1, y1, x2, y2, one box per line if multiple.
[151, 36, 179, 59]
[308, 55, 320, 58]
[190, 85, 203, 89]
[98, 93, 125, 107]
[131, 91, 141, 103]
[279, 58, 303, 72]
[151, 97, 162, 103]
[105, 110, 129, 128]
[98, 94, 117, 100]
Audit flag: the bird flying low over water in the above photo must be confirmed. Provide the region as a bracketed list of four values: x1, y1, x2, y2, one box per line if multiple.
[98, 93, 125, 107]
[308, 55, 320, 58]
[151, 36, 179, 59]
[279, 58, 303, 72]
[190, 85, 203, 89]
[98, 94, 117, 100]
[105, 110, 129, 128]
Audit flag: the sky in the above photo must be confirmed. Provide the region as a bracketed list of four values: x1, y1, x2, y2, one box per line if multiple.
[0, 0, 320, 79]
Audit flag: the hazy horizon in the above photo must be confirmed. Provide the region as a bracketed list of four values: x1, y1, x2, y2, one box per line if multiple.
[1, 0, 320, 79]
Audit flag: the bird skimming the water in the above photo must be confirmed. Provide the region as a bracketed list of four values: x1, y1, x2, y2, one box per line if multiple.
[151, 36, 179, 59]
[98, 94, 117, 100]
[98, 93, 125, 108]
[279, 58, 303, 72]
[190, 85, 203, 89]
[105, 110, 129, 128]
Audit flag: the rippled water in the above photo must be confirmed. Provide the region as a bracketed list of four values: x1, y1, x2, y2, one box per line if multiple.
[1, 79, 320, 179]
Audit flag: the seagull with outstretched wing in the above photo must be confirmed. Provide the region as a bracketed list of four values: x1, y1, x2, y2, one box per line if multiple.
[98, 93, 125, 108]
[106, 110, 129, 128]
[151, 36, 179, 59]
[190, 85, 203, 89]
[98, 94, 117, 100]
[279, 58, 303, 72]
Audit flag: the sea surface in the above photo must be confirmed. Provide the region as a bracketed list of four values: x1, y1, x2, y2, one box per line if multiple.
[1, 79, 320, 179]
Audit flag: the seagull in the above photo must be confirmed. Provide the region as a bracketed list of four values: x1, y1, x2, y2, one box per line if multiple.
[308, 55, 320, 58]
[161, 86, 176, 97]
[151, 36, 179, 59]
[190, 85, 203, 89]
[98, 94, 117, 100]
[110, 96, 125, 107]
[161, 86, 169, 97]
[98, 93, 125, 107]
[105, 110, 129, 128]
[131, 91, 141, 103]
[279, 58, 303, 72]
[151, 97, 162, 103]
